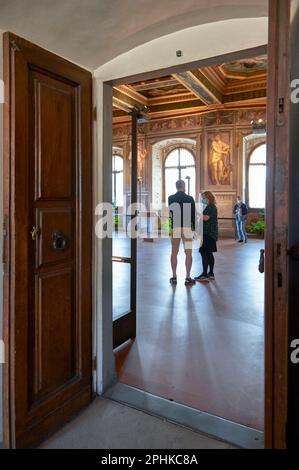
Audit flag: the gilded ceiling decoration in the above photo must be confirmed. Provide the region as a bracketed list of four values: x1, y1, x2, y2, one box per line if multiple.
[220, 55, 267, 76]
[113, 54, 267, 123]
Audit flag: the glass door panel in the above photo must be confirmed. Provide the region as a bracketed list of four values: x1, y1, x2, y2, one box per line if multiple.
[113, 260, 131, 320]
[112, 112, 137, 349]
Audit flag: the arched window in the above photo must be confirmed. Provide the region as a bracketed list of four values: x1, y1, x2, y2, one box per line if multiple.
[112, 155, 124, 207]
[165, 148, 196, 203]
[248, 144, 266, 209]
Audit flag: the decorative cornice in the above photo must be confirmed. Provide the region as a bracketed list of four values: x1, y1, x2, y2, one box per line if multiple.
[112, 108, 267, 140]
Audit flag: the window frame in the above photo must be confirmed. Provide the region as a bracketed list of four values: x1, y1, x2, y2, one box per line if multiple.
[112, 154, 124, 207]
[163, 147, 196, 203]
[247, 142, 267, 211]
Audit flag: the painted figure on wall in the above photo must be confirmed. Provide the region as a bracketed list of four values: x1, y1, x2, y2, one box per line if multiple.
[128, 140, 147, 178]
[208, 133, 231, 186]
[138, 141, 147, 178]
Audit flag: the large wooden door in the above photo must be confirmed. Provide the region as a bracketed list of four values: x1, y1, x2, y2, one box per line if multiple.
[288, 0, 299, 450]
[3, 33, 92, 448]
[265, 0, 291, 449]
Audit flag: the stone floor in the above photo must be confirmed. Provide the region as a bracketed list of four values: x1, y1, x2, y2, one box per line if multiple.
[114, 237, 265, 431]
[40, 397, 236, 449]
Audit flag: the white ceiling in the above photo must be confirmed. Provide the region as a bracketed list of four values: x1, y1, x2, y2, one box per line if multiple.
[0, 0, 268, 70]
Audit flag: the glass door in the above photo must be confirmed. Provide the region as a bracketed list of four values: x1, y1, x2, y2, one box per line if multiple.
[112, 112, 137, 349]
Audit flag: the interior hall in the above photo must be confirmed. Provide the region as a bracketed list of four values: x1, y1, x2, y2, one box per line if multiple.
[112, 55, 267, 432]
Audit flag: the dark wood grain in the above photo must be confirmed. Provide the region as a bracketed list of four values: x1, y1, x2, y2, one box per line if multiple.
[3, 31, 12, 451]
[265, 0, 290, 449]
[3, 32, 93, 448]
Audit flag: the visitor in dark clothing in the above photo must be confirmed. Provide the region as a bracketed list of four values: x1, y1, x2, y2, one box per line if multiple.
[233, 196, 248, 243]
[194, 191, 218, 283]
[168, 180, 196, 286]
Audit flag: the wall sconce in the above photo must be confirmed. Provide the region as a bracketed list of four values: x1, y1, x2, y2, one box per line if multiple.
[251, 118, 266, 134]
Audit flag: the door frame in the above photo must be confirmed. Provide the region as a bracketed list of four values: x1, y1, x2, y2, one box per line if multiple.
[99, 3, 290, 448]
[101, 46, 270, 419]
[2, 1, 291, 450]
[3, 30, 11, 450]
[112, 110, 138, 349]
[264, 0, 290, 449]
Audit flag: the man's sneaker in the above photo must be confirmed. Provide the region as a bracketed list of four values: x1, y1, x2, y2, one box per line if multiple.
[208, 273, 215, 280]
[238, 240, 244, 243]
[185, 277, 196, 286]
[194, 274, 210, 283]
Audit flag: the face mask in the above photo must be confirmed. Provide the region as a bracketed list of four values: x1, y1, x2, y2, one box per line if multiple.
[201, 197, 208, 205]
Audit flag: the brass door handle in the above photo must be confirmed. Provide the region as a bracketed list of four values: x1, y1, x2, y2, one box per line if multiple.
[30, 226, 40, 241]
[259, 249, 265, 274]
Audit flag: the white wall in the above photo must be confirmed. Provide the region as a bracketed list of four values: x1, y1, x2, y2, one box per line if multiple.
[0, 1, 269, 70]
[94, 17, 268, 393]
[0, 29, 4, 444]
[94, 18, 268, 81]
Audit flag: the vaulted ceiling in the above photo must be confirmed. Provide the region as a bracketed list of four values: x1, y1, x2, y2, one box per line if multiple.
[0, 1, 268, 69]
[113, 55, 267, 122]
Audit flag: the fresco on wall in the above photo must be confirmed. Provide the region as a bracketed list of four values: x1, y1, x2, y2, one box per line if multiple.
[137, 140, 147, 178]
[207, 131, 232, 187]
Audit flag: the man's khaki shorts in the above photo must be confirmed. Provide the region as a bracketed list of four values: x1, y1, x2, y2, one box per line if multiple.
[171, 227, 194, 253]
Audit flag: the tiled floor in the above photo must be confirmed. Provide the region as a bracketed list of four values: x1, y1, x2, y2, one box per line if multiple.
[115, 238, 265, 431]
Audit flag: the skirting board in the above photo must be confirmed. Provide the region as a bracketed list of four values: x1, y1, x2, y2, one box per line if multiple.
[105, 382, 264, 449]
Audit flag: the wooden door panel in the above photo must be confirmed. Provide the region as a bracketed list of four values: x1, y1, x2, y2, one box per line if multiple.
[32, 71, 74, 200]
[31, 268, 75, 401]
[3, 32, 92, 448]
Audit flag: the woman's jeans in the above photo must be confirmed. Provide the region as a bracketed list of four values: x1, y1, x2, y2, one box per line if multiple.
[236, 216, 247, 241]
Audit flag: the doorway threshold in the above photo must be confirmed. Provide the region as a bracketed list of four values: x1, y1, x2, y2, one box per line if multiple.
[105, 383, 264, 449]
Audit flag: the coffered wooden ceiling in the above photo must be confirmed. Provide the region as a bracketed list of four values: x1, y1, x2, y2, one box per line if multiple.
[113, 55, 267, 123]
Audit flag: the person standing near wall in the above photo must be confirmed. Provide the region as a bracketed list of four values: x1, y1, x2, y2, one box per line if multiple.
[195, 191, 218, 283]
[233, 196, 248, 243]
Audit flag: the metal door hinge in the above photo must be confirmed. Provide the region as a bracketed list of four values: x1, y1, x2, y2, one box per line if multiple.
[3, 221, 7, 240]
[277, 97, 286, 127]
[93, 106, 97, 121]
[279, 97, 285, 114]
[10, 39, 21, 52]
[2, 219, 8, 266]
